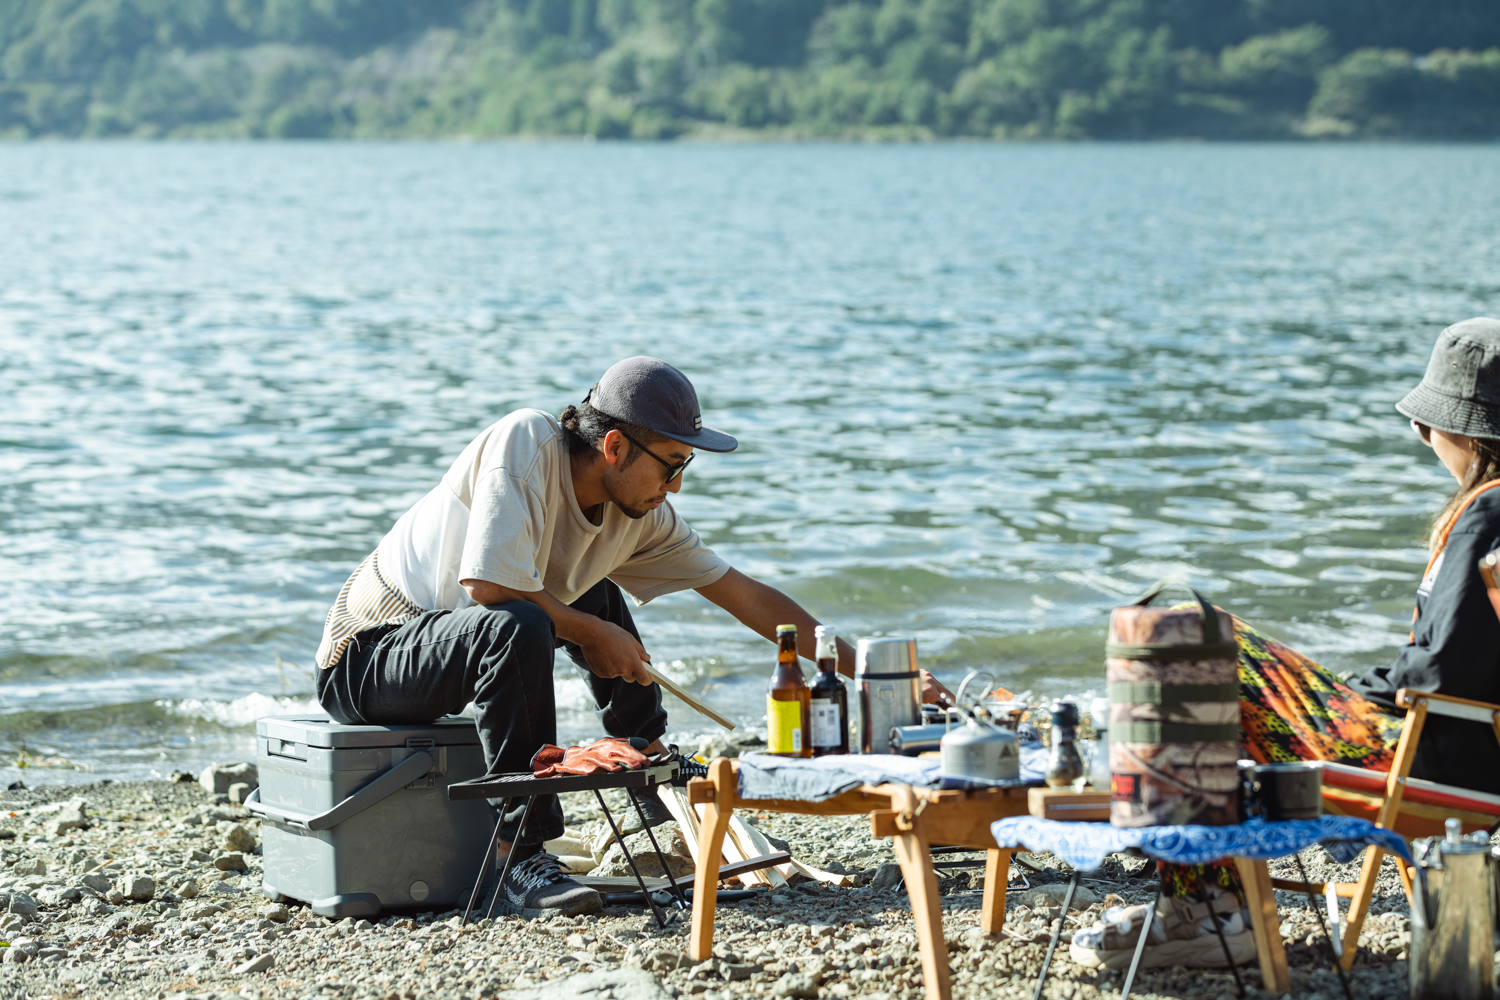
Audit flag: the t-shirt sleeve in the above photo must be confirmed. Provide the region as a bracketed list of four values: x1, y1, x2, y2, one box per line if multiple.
[457, 469, 548, 593]
[1348, 518, 1500, 709]
[608, 503, 729, 605]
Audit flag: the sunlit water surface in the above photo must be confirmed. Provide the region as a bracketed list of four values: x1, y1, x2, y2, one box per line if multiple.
[3, 142, 1499, 784]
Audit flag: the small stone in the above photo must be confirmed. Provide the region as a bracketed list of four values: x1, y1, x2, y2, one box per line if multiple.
[227, 782, 254, 805]
[80, 873, 111, 894]
[183, 901, 226, 921]
[6, 891, 38, 917]
[48, 798, 89, 836]
[234, 952, 275, 974]
[719, 961, 762, 981]
[0, 829, 13, 841]
[868, 864, 903, 893]
[1021, 884, 1099, 910]
[593, 823, 694, 879]
[773, 972, 820, 998]
[214, 852, 249, 872]
[258, 903, 290, 923]
[2, 945, 27, 965]
[9, 857, 45, 876]
[170, 770, 196, 783]
[128, 916, 158, 935]
[206, 880, 243, 895]
[105, 890, 125, 905]
[200, 761, 259, 795]
[187, 849, 214, 864]
[123, 875, 155, 901]
[222, 824, 257, 853]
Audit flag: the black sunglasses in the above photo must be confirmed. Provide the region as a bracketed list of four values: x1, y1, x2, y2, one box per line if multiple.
[617, 429, 694, 484]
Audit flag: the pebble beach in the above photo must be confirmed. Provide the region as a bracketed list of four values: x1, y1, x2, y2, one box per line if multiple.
[0, 747, 1421, 1000]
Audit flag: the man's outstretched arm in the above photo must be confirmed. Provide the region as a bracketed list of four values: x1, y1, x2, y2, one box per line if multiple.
[696, 567, 953, 703]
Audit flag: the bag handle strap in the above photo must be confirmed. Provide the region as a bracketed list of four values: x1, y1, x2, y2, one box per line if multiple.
[1132, 578, 1222, 645]
[1105, 578, 1237, 662]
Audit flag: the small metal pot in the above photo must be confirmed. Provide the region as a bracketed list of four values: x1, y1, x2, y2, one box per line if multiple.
[1240, 761, 1322, 821]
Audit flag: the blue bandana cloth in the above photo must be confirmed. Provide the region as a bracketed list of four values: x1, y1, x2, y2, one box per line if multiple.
[990, 815, 1413, 871]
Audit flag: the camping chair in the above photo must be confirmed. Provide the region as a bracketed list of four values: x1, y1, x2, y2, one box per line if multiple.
[1293, 686, 1500, 970]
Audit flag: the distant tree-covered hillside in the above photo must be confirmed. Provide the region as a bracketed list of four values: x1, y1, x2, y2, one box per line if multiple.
[2, 0, 1498, 139]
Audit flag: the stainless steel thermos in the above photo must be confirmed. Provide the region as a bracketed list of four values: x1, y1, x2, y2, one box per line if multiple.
[856, 638, 921, 754]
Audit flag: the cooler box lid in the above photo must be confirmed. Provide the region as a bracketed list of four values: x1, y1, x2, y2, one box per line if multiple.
[255, 714, 481, 748]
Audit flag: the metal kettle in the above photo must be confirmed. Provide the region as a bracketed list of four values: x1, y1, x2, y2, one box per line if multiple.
[1410, 818, 1496, 1000]
[938, 671, 1020, 782]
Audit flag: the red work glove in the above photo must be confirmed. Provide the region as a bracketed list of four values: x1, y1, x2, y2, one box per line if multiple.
[531, 737, 651, 778]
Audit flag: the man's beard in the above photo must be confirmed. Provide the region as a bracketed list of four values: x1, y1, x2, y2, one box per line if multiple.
[604, 479, 658, 520]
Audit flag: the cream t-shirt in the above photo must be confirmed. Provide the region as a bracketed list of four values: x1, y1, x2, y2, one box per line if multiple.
[376, 408, 728, 613]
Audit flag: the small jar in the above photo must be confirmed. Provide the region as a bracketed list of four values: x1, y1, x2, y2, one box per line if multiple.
[1045, 700, 1084, 788]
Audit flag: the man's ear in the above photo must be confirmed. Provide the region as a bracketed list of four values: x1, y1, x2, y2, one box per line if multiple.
[601, 429, 628, 468]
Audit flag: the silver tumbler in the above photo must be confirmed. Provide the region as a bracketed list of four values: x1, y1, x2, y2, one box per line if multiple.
[856, 638, 921, 754]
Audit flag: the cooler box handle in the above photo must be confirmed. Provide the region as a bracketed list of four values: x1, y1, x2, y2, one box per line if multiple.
[245, 750, 434, 831]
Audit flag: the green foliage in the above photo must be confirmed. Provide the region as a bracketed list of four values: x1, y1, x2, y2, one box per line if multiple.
[0, 0, 1495, 139]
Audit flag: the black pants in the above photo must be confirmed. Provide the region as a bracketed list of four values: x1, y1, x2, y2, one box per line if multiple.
[317, 578, 666, 845]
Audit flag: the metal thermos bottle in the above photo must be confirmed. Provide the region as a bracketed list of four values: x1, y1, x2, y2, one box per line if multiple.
[1410, 818, 1496, 1000]
[856, 638, 920, 754]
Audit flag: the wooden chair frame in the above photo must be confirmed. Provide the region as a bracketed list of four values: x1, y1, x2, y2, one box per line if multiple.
[1291, 686, 1500, 970]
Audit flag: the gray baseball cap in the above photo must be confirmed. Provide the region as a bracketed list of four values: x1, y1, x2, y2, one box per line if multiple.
[1397, 318, 1500, 440]
[586, 356, 738, 453]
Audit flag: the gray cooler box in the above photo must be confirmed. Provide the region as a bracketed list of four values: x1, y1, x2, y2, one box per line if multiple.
[248, 714, 495, 918]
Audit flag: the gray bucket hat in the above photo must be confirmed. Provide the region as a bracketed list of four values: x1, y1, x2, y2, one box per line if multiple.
[1396, 317, 1500, 440]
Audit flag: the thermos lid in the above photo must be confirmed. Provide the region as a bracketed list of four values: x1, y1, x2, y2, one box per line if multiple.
[856, 637, 918, 677]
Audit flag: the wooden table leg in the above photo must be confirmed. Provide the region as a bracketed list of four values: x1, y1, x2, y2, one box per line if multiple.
[981, 849, 1011, 934]
[1233, 857, 1289, 994]
[890, 786, 951, 1000]
[690, 759, 735, 962]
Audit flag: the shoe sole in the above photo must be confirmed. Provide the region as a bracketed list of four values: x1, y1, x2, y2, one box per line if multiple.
[496, 891, 603, 921]
[1070, 929, 1257, 970]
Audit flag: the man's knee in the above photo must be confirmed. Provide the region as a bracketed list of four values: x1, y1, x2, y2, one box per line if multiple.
[473, 599, 554, 651]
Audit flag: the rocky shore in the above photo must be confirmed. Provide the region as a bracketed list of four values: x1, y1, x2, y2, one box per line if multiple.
[1, 770, 1416, 1000]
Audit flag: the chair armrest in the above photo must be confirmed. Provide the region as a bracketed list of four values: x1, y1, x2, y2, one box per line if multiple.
[1395, 688, 1500, 723]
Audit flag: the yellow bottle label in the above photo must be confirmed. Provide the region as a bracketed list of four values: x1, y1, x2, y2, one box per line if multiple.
[767, 697, 803, 753]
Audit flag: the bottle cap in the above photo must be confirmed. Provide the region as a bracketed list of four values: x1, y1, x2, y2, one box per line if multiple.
[776, 624, 796, 634]
[814, 625, 831, 638]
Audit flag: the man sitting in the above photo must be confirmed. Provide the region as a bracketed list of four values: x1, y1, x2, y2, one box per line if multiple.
[313, 357, 853, 918]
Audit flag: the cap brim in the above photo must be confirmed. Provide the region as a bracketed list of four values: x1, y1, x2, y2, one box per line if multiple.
[659, 425, 738, 453]
[1396, 382, 1500, 440]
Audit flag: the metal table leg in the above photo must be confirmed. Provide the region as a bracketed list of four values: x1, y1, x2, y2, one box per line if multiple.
[626, 786, 688, 911]
[1120, 884, 1159, 1000]
[485, 794, 538, 921]
[1195, 881, 1245, 997]
[1032, 870, 1080, 1000]
[1295, 853, 1354, 1000]
[595, 788, 668, 928]
[462, 798, 509, 925]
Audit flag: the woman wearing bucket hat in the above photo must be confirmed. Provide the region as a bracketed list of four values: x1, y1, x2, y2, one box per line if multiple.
[1071, 318, 1500, 972]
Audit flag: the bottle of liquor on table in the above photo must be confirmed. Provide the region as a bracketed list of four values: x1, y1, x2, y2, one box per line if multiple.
[767, 624, 811, 758]
[809, 626, 849, 756]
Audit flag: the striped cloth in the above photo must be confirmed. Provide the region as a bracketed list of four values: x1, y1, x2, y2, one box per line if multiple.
[314, 551, 426, 670]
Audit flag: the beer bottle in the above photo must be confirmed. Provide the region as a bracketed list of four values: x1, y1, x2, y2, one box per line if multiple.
[809, 626, 849, 756]
[767, 624, 810, 758]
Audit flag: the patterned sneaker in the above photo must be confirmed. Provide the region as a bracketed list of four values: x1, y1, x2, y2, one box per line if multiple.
[1069, 886, 1256, 970]
[497, 851, 602, 919]
[666, 745, 709, 787]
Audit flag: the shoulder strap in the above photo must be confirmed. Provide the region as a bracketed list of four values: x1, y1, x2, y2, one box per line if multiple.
[1420, 479, 1500, 582]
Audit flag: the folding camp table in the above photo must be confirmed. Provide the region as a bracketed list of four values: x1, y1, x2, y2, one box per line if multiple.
[448, 762, 683, 927]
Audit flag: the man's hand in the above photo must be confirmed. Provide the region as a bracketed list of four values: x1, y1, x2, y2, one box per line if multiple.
[461, 577, 653, 686]
[576, 617, 653, 685]
[921, 669, 954, 706]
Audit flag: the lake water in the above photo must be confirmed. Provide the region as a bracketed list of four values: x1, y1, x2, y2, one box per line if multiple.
[3, 142, 1499, 785]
